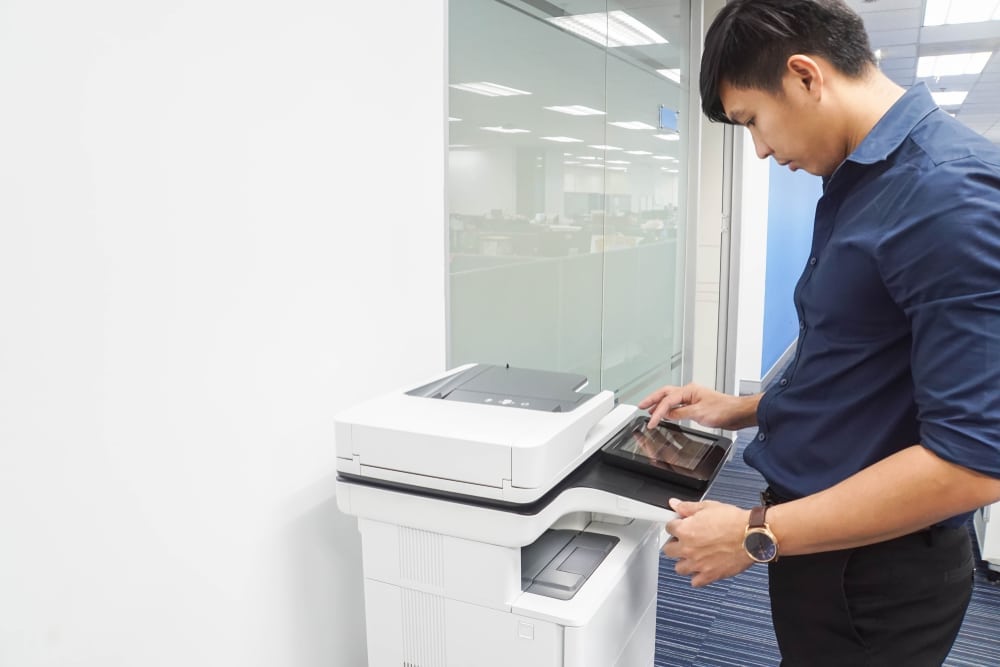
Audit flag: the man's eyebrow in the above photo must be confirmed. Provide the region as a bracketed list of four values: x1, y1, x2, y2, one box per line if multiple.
[727, 109, 747, 125]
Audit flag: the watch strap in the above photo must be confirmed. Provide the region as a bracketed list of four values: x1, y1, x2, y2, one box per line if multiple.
[748, 504, 768, 529]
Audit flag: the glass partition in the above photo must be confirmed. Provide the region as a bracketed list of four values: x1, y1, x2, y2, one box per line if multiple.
[448, 0, 691, 402]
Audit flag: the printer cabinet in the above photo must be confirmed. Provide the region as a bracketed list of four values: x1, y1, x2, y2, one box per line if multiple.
[356, 517, 661, 667]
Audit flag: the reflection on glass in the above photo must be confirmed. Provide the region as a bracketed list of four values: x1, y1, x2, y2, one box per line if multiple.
[448, 0, 690, 400]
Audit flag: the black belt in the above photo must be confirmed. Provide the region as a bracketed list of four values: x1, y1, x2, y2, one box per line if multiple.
[760, 486, 960, 547]
[760, 486, 794, 506]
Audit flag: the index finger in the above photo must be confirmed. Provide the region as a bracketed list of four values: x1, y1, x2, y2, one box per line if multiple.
[637, 386, 678, 410]
[647, 392, 686, 429]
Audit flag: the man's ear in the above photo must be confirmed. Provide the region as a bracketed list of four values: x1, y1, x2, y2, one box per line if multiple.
[786, 54, 824, 98]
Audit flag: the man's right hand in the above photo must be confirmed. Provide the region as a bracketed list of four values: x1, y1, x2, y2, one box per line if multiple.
[637, 383, 761, 431]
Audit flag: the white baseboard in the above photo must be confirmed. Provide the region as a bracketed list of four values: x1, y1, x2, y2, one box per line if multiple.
[738, 339, 797, 395]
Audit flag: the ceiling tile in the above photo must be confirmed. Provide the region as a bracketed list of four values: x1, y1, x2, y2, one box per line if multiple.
[857, 9, 922, 33]
[880, 56, 916, 70]
[958, 114, 998, 123]
[920, 23, 1000, 49]
[867, 28, 920, 47]
[969, 87, 1000, 99]
[846, 0, 922, 11]
[963, 102, 1000, 112]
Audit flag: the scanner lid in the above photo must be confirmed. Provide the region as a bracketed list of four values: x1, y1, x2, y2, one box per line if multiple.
[335, 364, 623, 502]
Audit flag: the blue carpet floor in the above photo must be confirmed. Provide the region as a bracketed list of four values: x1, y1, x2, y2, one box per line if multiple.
[653, 429, 1000, 667]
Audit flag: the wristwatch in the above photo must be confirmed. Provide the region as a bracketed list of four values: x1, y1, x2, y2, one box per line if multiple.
[743, 505, 779, 563]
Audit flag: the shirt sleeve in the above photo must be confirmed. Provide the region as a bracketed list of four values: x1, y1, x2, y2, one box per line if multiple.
[877, 157, 1000, 478]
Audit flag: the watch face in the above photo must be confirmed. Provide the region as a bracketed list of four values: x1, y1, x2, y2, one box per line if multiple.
[745, 530, 778, 562]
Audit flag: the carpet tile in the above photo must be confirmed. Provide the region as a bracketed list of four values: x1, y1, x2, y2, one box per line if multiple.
[654, 430, 1000, 667]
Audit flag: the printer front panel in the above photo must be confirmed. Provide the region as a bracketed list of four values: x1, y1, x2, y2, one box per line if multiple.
[507, 396, 624, 494]
[364, 578, 565, 667]
[358, 518, 521, 612]
[350, 423, 512, 490]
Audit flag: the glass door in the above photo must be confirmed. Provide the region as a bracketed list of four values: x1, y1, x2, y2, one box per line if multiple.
[448, 0, 693, 399]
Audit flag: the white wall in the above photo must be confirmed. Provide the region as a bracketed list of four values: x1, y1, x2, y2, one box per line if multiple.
[733, 132, 771, 394]
[689, 0, 727, 390]
[0, 2, 446, 666]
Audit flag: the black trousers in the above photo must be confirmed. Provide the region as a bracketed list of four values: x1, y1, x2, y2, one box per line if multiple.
[768, 525, 974, 667]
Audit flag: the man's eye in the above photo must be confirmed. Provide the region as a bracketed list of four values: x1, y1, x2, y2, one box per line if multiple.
[746, 118, 755, 127]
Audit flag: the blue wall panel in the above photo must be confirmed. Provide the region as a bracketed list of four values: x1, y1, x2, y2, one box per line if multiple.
[761, 162, 822, 374]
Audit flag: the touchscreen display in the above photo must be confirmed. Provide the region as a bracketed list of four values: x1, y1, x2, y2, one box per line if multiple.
[621, 427, 714, 471]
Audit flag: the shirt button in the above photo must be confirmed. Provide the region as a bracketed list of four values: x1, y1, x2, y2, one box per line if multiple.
[779, 378, 788, 386]
[809, 256, 817, 266]
[757, 433, 767, 441]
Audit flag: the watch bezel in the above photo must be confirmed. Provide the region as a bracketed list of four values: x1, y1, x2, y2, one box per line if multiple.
[743, 526, 779, 563]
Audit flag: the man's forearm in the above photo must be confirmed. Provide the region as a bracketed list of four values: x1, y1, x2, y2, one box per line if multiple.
[728, 392, 763, 430]
[766, 444, 1000, 556]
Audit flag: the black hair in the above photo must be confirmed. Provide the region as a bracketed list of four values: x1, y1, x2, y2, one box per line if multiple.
[700, 0, 876, 123]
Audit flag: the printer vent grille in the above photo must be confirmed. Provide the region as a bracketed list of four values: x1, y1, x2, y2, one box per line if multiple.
[399, 527, 445, 589]
[401, 588, 446, 667]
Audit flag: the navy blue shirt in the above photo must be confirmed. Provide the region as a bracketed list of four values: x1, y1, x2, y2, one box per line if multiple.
[746, 83, 1000, 528]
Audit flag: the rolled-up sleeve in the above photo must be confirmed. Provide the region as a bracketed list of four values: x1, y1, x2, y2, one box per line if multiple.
[879, 159, 1000, 478]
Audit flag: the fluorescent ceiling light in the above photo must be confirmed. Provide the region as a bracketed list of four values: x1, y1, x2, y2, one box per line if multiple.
[563, 152, 574, 156]
[652, 155, 675, 160]
[917, 52, 992, 78]
[661, 167, 679, 173]
[655, 133, 680, 141]
[609, 121, 656, 130]
[657, 68, 682, 83]
[541, 136, 584, 143]
[564, 161, 581, 165]
[451, 81, 532, 97]
[606, 160, 630, 164]
[931, 90, 968, 106]
[584, 163, 604, 168]
[578, 156, 599, 160]
[923, 0, 1000, 26]
[545, 105, 605, 116]
[449, 144, 471, 148]
[608, 166, 627, 171]
[547, 10, 668, 48]
[589, 144, 622, 150]
[481, 126, 531, 134]
[626, 150, 653, 155]
[448, 117, 462, 122]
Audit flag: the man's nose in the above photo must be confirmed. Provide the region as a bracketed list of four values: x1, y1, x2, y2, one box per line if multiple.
[752, 135, 772, 160]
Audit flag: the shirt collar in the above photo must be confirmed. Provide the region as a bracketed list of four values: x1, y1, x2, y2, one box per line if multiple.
[847, 82, 937, 166]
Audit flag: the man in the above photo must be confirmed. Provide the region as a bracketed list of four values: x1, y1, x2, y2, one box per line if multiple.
[639, 1, 1000, 665]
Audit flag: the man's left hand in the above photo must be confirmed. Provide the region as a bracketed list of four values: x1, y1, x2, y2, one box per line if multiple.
[663, 498, 755, 587]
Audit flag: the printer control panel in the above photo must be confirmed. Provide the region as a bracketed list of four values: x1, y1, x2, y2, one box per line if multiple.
[406, 364, 596, 413]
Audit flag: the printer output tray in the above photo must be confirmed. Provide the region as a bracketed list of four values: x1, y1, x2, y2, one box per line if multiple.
[337, 436, 731, 517]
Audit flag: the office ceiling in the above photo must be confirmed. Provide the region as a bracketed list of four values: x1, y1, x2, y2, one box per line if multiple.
[447, 1, 1000, 157]
[846, 0, 1000, 142]
[448, 1, 689, 159]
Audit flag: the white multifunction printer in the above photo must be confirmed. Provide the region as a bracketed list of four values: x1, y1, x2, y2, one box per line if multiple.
[335, 364, 733, 667]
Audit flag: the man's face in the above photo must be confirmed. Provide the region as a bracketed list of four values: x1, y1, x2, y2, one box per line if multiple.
[719, 74, 841, 178]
